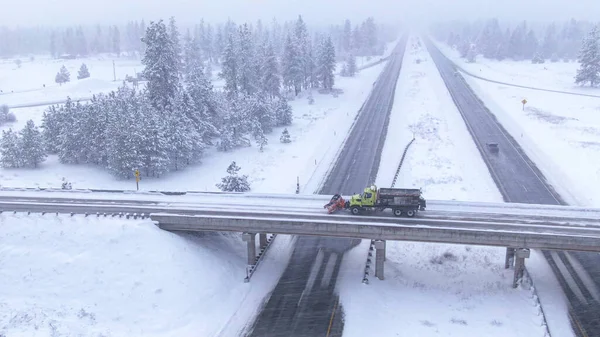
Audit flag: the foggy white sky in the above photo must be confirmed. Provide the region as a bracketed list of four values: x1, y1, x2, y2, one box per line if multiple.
[4, 0, 600, 27]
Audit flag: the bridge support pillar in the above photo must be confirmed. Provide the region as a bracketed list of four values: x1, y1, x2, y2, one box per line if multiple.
[505, 247, 515, 269]
[512, 248, 530, 288]
[375, 240, 386, 280]
[259, 233, 268, 249]
[242, 233, 257, 265]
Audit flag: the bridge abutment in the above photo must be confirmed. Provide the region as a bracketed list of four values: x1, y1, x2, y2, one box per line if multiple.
[259, 233, 268, 249]
[512, 248, 530, 288]
[242, 232, 257, 265]
[505, 247, 515, 269]
[375, 240, 386, 280]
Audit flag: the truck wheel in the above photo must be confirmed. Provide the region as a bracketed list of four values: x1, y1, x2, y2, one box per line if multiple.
[351, 207, 361, 215]
[393, 209, 402, 217]
[406, 210, 416, 217]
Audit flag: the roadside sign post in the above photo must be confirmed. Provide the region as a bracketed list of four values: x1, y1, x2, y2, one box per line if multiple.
[135, 169, 140, 191]
[521, 99, 527, 111]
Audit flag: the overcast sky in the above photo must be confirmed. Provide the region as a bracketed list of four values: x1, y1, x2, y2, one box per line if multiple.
[4, 0, 600, 27]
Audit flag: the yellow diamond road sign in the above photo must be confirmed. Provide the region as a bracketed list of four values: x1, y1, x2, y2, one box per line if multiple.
[521, 99, 527, 105]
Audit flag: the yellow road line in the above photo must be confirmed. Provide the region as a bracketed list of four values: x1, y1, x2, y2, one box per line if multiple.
[326, 298, 339, 337]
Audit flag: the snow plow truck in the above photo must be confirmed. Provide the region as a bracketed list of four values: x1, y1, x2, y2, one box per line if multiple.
[324, 185, 426, 217]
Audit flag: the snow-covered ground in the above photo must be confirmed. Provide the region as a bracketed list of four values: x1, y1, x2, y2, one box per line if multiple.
[0, 213, 295, 336]
[0, 46, 396, 336]
[0, 62, 388, 194]
[336, 36, 574, 337]
[434, 42, 600, 95]
[461, 74, 600, 207]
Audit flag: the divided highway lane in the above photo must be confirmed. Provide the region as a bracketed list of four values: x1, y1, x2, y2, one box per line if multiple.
[247, 36, 409, 337]
[424, 38, 600, 336]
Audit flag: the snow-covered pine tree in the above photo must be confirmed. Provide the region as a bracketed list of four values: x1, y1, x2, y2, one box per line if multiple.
[282, 34, 303, 95]
[216, 161, 251, 192]
[575, 25, 600, 87]
[138, 94, 170, 177]
[75, 26, 88, 56]
[166, 91, 205, 170]
[280, 128, 291, 143]
[238, 24, 257, 96]
[112, 25, 121, 56]
[55, 65, 70, 85]
[523, 29, 539, 60]
[41, 103, 66, 153]
[0, 129, 22, 168]
[168, 16, 183, 75]
[346, 53, 358, 76]
[508, 22, 527, 60]
[477, 18, 502, 59]
[57, 99, 86, 164]
[306, 39, 319, 89]
[184, 36, 220, 141]
[219, 33, 239, 99]
[19, 120, 47, 168]
[274, 97, 293, 126]
[260, 42, 280, 99]
[294, 16, 310, 89]
[466, 44, 477, 63]
[542, 23, 558, 59]
[142, 20, 180, 112]
[343, 19, 353, 53]
[77, 63, 90, 79]
[317, 36, 336, 90]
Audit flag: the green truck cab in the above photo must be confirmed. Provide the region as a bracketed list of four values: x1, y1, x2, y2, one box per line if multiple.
[347, 185, 426, 217]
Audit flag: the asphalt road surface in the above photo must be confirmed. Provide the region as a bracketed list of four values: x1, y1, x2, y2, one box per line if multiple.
[425, 38, 600, 337]
[246, 35, 409, 337]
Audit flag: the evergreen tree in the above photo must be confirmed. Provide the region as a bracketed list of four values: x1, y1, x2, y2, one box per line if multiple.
[19, 120, 46, 168]
[219, 34, 239, 99]
[75, 26, 88, 56]
[317, 36, 336, 90]
[238, 24, 257, 96]
[466, 45, 477, 63]
[280, 128, 291, 143]
[477, 18, 502, 59]
[274, 97, 293, 126]
[342, 19, 353, 53]
[112, 25, 121, 56]
[282, 34, 302, 95]
[55, 65, 70, 85]
[575, 25, 600, 87]
[50, 31, 57, 58]
[542, 23, 558, 58]
[509, 22, 527, 60]
[260, 42, 280, 99]
[345, 54, 357, 76]
[294, 16, 310, 89]
[523, 29, 539, 60]
[168, 17, 183, 74]
[142, 20, 180, 112]
[0, 129, 22, 168]
[77, 63, 90, 79]
[216, 161, 251, 192]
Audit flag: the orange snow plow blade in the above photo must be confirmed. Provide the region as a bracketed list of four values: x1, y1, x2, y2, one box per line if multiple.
[324, 194, 346, 214]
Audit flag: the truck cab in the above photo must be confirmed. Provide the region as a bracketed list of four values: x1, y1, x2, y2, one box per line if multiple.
[348, 186, 378, 209]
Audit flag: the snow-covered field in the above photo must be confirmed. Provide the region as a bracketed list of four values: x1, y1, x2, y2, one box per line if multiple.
[0, 61, 387, 193]
[0, 213, 295, 336]
[435, 42, 600, 95]
[336, 36, 574, 337]
[433, 40, 600, 208]
[0, 46, 396, 336]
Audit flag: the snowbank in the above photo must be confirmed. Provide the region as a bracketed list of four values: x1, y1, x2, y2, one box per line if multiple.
[0, 213, 294, 337]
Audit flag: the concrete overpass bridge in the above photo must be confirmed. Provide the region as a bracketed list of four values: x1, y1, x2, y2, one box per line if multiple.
[1, 188, 599, 287]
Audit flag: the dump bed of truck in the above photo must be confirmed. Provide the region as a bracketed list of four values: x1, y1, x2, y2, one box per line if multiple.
[378, 188, 422, 197]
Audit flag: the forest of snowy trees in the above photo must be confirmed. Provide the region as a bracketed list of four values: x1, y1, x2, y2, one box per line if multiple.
[432, 19, 600, 86]
[0, 17, 394, 59]
[0, 16, 394, 180]
[432, 19, 593, 63]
